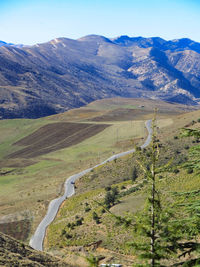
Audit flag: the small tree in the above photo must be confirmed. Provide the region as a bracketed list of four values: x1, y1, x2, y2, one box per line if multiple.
[130, 118, 200, 266]
[131, 166, 138, 182]
[181, 128, 200, 172]
[104, 187, 119, 208]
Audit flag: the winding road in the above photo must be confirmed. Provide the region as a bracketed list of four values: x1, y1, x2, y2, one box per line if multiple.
[29, 120, 152, 251]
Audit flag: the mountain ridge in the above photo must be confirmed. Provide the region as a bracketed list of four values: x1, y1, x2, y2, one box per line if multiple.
[0, 34, 200, 119]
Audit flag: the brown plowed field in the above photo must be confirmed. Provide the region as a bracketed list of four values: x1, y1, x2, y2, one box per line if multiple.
[90, 108, 152, 121]
[90, 107, 188, 122]
[8, 122, 109, 158]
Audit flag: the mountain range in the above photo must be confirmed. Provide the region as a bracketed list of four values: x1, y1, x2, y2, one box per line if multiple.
[0, 35, 200, 119]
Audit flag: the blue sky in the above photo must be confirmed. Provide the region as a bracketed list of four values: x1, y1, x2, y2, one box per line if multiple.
[0, 0, 200, 45]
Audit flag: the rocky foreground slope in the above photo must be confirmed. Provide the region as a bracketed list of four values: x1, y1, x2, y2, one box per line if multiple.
[0, 231, 72, 266]
[0, 35, 200, 118]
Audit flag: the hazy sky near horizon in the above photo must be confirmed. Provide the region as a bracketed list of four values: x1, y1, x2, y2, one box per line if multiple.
[0, 0, 200, 45]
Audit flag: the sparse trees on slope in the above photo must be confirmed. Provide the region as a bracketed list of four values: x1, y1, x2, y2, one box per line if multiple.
[129, 118, 200, 266]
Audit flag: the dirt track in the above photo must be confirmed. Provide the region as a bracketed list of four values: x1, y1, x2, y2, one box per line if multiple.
[8, 122, 109, 158]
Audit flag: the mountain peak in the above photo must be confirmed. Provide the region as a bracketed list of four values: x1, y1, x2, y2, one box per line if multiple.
[78, 34, 113, 44]
[111, 35, 166, 48]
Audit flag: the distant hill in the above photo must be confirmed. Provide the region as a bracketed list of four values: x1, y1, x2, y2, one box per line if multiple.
[0, 40, 15, 47]
[0, 231, 72, 266]
[0, 35, 200, 119]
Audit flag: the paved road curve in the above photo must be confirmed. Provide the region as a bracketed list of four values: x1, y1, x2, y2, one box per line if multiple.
[29, 120, 152, 251]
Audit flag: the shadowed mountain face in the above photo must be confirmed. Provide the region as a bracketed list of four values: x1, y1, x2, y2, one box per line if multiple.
[0, 35, 200, 119]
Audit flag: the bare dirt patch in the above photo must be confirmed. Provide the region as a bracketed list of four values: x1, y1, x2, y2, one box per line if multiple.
[8, 122, 109, 158]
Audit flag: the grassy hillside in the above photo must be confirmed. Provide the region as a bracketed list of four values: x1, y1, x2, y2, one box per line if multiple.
[0, 97, 197, 245]
[46, 108, 200, 266]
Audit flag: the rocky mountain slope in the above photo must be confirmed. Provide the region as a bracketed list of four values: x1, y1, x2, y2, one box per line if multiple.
[0, 231, 72, 266]
[0, 35, 200, 119]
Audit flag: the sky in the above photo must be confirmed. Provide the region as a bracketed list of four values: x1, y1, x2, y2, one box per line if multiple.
[0, 0, 200, 45]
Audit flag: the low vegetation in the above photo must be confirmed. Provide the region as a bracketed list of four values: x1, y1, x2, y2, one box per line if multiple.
[46, 110, 200, 266]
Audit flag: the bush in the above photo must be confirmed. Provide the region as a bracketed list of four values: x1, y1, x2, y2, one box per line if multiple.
[174, 136, 178, 139]
[92, 212, 99, 220]
[105, 186, 111, 191]
[101, 208, 106, 214]
[65, 233, 72, 239]
[61, 229, 66, 236]
[187, 168, 193, 174]
[198, 118, 200, 123]
[175, 149, 180, 154]
[71, 223, 75, 229]
[111, 186, 119, 196]
[104, 187, 119, 208]
[104, 191, 114, 208]
[92, 212, 100, 224]
[76, 218, 83, 226]
[173, 169, 179, 174]
[146, 152, 151, 157]
[85, 206, 91, 212]
[136, 146, 142, 151]
[67, 223, 71, 228]
[184, 145, 190, 150]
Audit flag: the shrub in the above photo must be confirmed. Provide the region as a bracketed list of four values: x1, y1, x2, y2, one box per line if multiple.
[105, 186, 111, 191]
[175, 149, 180, 154]
[76, 218, 83, 226]
[67, 223, 71, 228]
[173, 169, 179, 174]
[61, 229, 66, 236]
[65, 233, 72, 239]
[146, 152, 151, 157]
[187, 168, 193, 174]
[101, 208, 106, 214]
[136, 146, 141, 151]
[111, 186, 119, 196]
[174, 136, 178, 139]
[92, 212, 98, 220]
[92, 212, 100, 224]
[85, 206, 91, 212]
